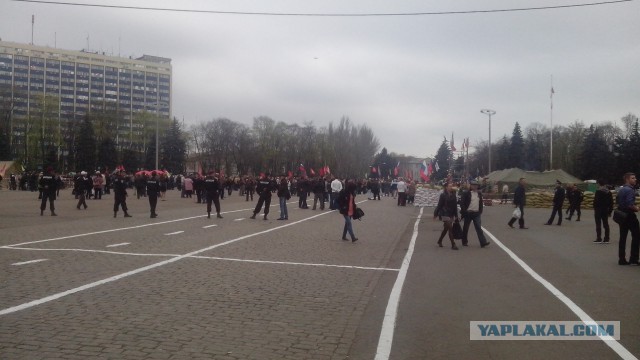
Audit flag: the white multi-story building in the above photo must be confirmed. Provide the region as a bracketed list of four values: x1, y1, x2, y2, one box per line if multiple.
[0, 40, 172, 155]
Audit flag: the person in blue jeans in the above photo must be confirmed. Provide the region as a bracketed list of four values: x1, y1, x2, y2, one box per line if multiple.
[277, 175, 290, 220]
[338, 180, 358, 242]
[460, 180, 490, 248]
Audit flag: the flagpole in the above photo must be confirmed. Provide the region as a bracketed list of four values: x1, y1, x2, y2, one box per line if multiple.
[550, 75, 554, 170]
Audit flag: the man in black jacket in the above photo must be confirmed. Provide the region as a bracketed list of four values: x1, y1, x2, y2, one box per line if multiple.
[39, 167, 57, 216]
[461, 180, 490, 247]
[250, 174, 275, 220]
[593, 180, 613, 243]
[545, 180, 566, 226]
[205, 172, 223, 219]
[113, 170, 132, 218]
[508, 178, 528, 229]
[566, 184, 583, 221]
[146, 171, 160, 218]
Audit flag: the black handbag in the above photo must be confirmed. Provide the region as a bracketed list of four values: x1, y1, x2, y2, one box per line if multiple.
[452, 219, 463, 240]
[613, 209, 628, 224]
[353, 207, 365, 220]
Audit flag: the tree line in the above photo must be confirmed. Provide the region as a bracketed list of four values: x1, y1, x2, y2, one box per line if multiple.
[431, 113, 639, 185]
[189, 116, 380, 178]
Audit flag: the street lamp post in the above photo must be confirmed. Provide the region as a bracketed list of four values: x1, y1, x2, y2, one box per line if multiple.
[481, 109, 496, 175]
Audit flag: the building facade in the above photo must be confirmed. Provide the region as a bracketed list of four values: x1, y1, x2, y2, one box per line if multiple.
[0, 40, 171, 163]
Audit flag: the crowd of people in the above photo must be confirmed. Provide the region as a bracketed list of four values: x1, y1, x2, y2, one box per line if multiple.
[7, 167, 424, 243]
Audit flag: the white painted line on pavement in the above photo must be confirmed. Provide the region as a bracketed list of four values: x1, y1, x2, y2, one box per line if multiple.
[0, 205, 353, 317]
[190, 255, 400, 272]
[202, 224, 218, 229]
[3, 207, 253, 248]
[164, 231, 184, 236]
[106, 243, 130, 248]
[482, 227, 638, 360]
[3, 246, 178, 258]
[3, 245, 394, 271]
[12, 259, 48, 266]
[234, 218, 245, 221]
[375, 207, 424, 360]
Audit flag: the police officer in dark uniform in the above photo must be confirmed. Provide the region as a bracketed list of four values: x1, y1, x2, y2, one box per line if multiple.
[113, 170, 132, 218]
[545, 180, 566, 226]
[250, 173, 275, 220]
[39, 167, 57, 216]
[205, 172, 223, 219]
[75, 171, 90, 210]
[146, 171, 160, 218]
[10, 173, 17, 190]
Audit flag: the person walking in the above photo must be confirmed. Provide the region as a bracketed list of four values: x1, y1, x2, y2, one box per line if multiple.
[593, 179, 613, 243]
[93, 171, 104, 200]
[338, 180, 358, 242]
[277, 175, 291, 220]
[312, 176, 325, 210]
[250, 173, 275, 220]
[508, 178, 528, 229]
[75, 171, 90, 210]
[461, 180, 490, 248]
[205, 172, 223, 219]
[434, 182, 459, 250]
[146, 171, 160, 218]
[566, 184, 583, 221]
[298, 176, 309, 209]
[39, 167, 58, 216]
[330, 176, 343, 210]
[545, 180, 565, 226]
[244, 176, 255, 201]
[396, 178, 407, 206]
[616, 172, 640, 265]
[113, 170, 132, 218]
[501, 183, 509, 204]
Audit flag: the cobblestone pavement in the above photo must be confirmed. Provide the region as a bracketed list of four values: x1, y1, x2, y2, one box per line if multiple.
[1, 189, 639, 359]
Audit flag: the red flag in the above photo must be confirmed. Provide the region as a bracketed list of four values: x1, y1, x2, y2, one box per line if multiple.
[319, 167, 325, 177]
[287, 170, 293, 179]
[372, 166, 377, 174]
[310, 168, 316, 176]
[259, 172, 265, 178]
[299, 163, 306, 176]
[394, 161, 400, 177]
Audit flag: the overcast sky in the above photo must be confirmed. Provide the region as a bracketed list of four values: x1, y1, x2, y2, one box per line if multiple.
[1, 0, 639, 158]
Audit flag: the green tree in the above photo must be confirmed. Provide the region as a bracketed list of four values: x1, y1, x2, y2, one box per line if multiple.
[433, 138, 451, 182]
[161, 118, 186, 173]
[372, 147, 396, 179]
[97, 137, 118, 173]
[120, 149, 139, 174]
[495, 135, 511, 170]
[509, 122, 525, 168]
[579, 125, 616, 183]
[74, 116, 97, 172]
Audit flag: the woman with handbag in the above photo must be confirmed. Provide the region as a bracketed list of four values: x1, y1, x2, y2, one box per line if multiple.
[338, 180, 359, 243]
[434, 182, 459, 250]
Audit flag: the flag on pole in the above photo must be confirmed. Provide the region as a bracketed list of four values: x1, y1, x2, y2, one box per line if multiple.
[420, 160, 429, 181]
[299, 163, 307, 176]
[310, 168, 315, 176]
[325, 165, 330, 175]
[377, 166, 381, 176]
[450, 132, 456, 152]
[319, 166, 325, 177]
[371, 166, 377, 174]
[434, 161, 440, 172]
[394, 161, 400, 177]
[287, 170, 293, 179]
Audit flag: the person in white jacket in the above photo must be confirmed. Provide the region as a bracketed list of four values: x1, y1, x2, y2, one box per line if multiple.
[396, 178, 407, 206]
